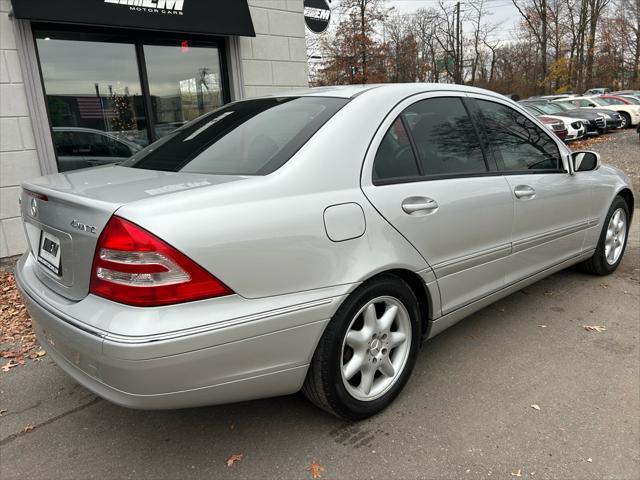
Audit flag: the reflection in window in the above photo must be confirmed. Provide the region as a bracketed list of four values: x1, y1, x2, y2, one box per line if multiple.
[144, 44, 224, 139]
[36, 37, 149, 172]
[402, 98, 487, 176]
[477, 100, 561, 171]
[373, 118, 419, 181]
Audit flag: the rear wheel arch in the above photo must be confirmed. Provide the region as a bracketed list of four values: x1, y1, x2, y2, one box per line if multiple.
[617, 188, 634, 221]
[353, 269, 433, 339]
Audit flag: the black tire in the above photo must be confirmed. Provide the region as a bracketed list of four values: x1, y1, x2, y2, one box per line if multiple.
[580, 196, 630, 275]
[302, 274, 421, 420]
[619, 112, 631, 129]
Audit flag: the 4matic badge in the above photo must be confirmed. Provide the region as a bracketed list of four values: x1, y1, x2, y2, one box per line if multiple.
[104, 0, 185, 15]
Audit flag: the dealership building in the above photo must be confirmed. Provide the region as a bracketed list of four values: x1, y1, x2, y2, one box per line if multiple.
[0, 0, 310, 258]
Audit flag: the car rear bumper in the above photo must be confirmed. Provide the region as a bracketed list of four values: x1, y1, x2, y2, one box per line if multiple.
[16, 253, 344, 409]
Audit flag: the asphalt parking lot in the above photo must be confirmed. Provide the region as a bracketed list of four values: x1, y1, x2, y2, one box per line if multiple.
[1, 130, 638, 480]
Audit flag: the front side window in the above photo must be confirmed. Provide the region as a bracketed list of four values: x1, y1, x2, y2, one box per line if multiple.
[476, 100, 562, 172]
[123, 97, 348, 175]
[601, 98, 625, 105]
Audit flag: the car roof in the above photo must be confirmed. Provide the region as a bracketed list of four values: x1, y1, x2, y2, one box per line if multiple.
[264, 83, 509, 100]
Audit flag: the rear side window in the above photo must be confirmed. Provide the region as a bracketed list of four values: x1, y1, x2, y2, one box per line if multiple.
[122, 97, 348, 175]
[476, 100, 562, 172]
[373, 97, 487, 182]
[372, 118, 419, 182]
[601, 98, 624, 105]
[403, 98, 487, 176]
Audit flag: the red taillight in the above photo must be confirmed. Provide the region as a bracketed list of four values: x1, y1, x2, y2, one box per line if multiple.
[90, 216, 233, 307]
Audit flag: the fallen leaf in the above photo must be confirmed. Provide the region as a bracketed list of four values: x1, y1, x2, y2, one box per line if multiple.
[1, 362, 17, 372]
[229, 422, 235, 431]
[538, 324, 547, 328]
[226, 453, 243, 468]
[23, 424, 35, 433]
[0, 409, 7, 416]
[307, 461, 326, 479]
[583, 325, 606, 332]
[531, 404, 541, 411]
[511, 469, 523, 477]
[599, 283, 609, 289]
[543, 291, 554, 296]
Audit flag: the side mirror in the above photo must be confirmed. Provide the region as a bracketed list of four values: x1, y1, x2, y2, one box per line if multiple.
[572, 151, 601, 172]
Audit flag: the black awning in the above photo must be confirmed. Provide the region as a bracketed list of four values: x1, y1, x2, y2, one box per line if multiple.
[11, 0, 255, 37]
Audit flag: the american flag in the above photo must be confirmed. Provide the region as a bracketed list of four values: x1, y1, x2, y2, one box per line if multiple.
[76, 97, 114, 120]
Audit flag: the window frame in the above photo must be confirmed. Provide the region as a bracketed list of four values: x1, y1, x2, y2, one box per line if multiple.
[366, 91, 572, 188]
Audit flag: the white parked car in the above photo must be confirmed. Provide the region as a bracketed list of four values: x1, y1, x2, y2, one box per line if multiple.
[559, 96, 640, 128]
[521, 106, 586, 141]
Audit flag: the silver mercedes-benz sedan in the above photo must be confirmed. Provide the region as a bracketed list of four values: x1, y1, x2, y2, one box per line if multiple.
[16, 84, 634, 420]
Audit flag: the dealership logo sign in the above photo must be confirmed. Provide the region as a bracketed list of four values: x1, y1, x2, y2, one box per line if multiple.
[304, 0, 331, 34]
[104, 0, 185, 15]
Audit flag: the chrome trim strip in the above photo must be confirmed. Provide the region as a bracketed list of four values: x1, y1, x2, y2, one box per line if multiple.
[433, 244, 512, 278]
[427, 249, 596, 339]
[512, 221, 591, 253]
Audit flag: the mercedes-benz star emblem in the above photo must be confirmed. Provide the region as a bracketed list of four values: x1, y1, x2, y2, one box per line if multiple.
[30, 198, 38, 218]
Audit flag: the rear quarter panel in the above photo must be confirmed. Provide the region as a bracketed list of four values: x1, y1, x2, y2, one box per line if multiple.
[115, 93, 431, 299]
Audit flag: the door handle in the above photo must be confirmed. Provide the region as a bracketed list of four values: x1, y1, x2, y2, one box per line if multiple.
[514, 185, 536, 200]
[402, 197, 439, 215]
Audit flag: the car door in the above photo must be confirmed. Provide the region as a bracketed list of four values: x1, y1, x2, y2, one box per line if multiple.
[472, 97, 591, 284]
[361, 94, 514, 315]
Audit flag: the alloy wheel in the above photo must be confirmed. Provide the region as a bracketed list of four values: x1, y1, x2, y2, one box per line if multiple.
[604, 208, 627, 265]
[340, 296, 412, 402]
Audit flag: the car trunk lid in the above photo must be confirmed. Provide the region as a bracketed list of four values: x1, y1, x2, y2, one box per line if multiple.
[21, 165, 246, 302]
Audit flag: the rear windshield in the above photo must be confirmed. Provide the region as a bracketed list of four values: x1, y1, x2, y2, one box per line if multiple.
[122, 97, 348, 175]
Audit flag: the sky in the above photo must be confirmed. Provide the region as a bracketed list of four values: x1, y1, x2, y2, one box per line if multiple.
[345, 0, 524, 45]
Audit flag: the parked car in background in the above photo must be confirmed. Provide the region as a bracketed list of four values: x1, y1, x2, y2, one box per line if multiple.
[16, 84, 634, 420]
[598, 95, 637, 106]
[611, 90, 640, 97]
[584, 88, 611, 95]
[522, 105, 585, 141]
[558, 96, 640, 128]
[552, 99, 623, 130]
[521, 101, 597, 137]
[617, 95, 640, 105]
[538, 115, 569, 140]
[52, 127, 142, 172]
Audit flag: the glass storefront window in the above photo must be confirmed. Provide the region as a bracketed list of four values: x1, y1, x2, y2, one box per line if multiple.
[36, 38, 148, 171]
[34, 30, 227, 173]
[144, 44, 225, 139]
